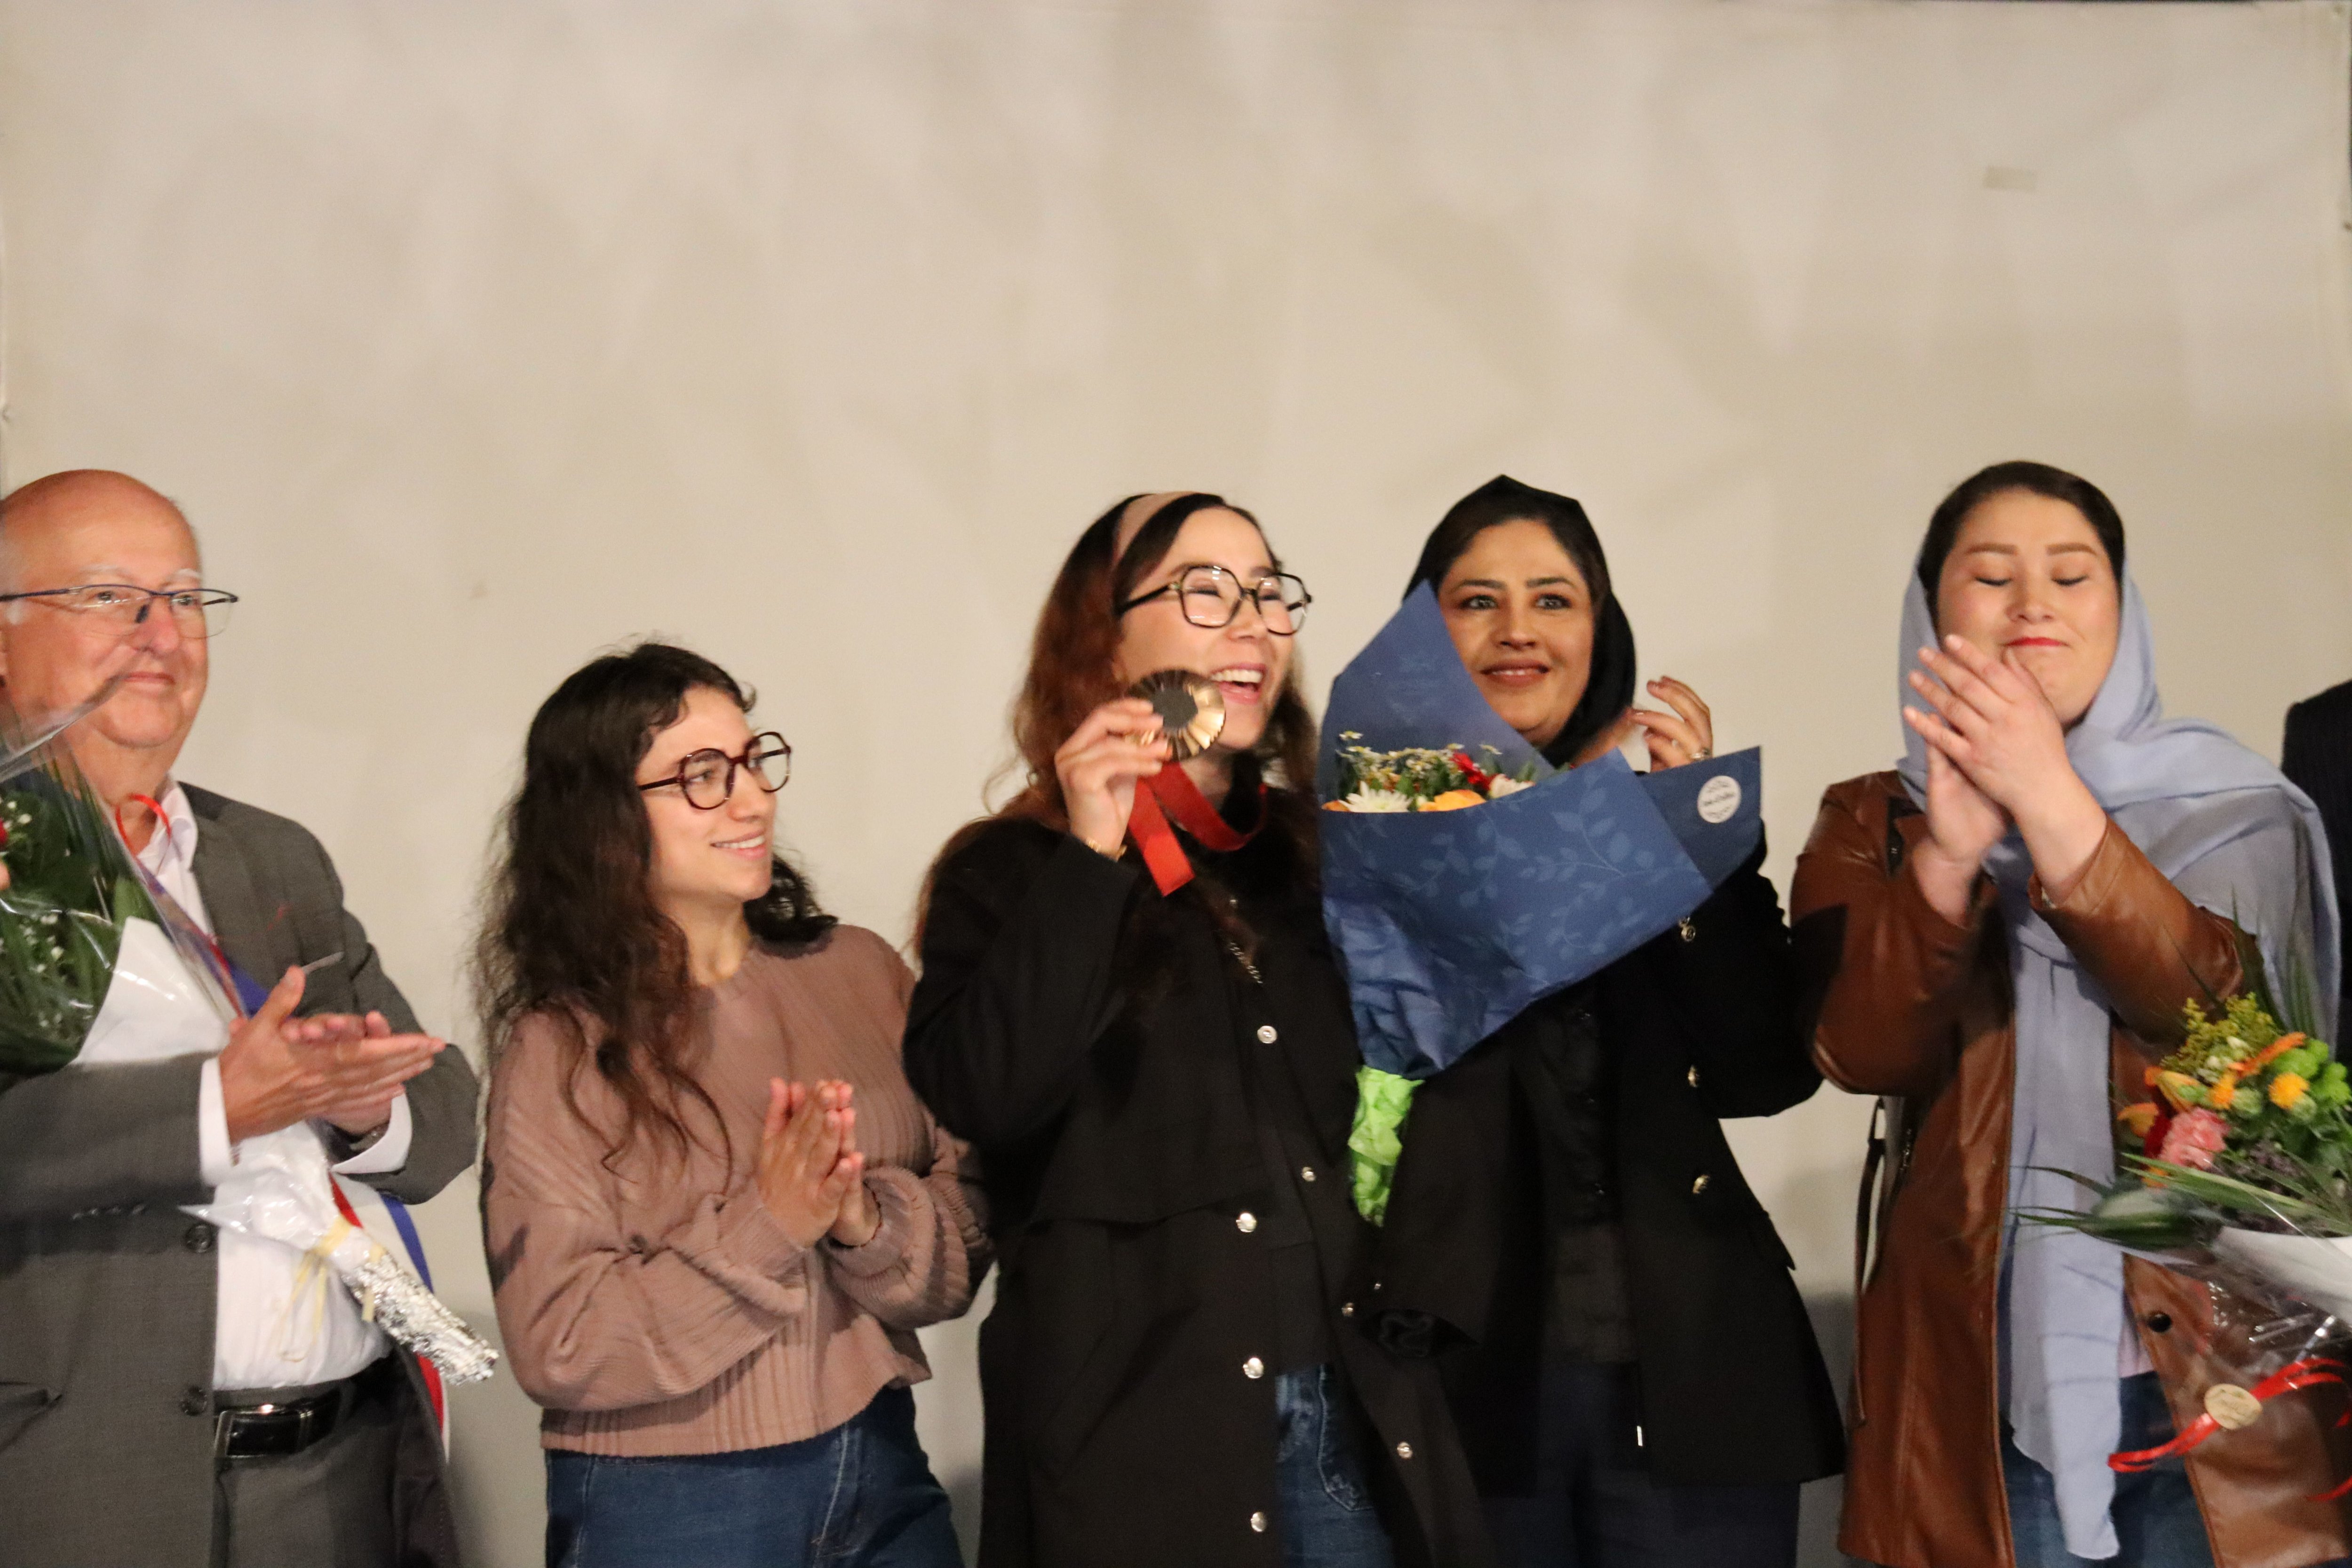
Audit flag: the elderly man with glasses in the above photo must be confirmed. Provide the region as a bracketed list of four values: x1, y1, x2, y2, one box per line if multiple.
[0, 470, 477, 1568]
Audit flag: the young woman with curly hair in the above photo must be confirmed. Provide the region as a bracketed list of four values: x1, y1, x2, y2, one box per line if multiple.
[479, 642, 986, 1568]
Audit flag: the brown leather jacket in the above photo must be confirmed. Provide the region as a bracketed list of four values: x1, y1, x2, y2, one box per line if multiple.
[1792, 773, 2352, 1568]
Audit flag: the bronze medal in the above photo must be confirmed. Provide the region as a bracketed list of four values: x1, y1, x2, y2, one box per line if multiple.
[1129, 669, 1227, 761]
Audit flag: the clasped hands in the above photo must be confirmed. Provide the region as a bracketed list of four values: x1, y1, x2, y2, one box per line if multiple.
[757, 1078, 880, 1250]
[1902, 634, 2106, 923]
[217, 965, 447, 1145]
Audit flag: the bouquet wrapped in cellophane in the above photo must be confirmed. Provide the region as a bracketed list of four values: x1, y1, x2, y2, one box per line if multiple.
[1319, 586, 1764, 1221]
[0, 678, 225, 1072]
[0, 687, 495, 1385]
[2027, 971, 2352, 1483]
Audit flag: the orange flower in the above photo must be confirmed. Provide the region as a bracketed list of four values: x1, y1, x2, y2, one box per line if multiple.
[2153, 1071, 2204, 1113]
[2271, 1072, 2311, 1110]
[2250, 1033, 2308, 1072]
[2208, 1077, 2239, 1112]
[1420, 790, 1485, 812]
[2116, 1102, 2160, 1137]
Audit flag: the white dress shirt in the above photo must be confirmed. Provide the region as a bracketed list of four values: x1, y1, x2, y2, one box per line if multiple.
[138, 782, 411, 1390]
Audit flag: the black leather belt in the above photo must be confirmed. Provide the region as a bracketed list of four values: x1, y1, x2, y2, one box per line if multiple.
[212, 1356, 394, 1461]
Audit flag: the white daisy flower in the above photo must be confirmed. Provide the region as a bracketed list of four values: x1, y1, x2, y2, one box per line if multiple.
[1340, 787, 1414, 813]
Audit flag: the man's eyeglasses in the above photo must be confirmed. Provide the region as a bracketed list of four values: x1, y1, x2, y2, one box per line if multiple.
[636, 733, 793, 810]
[0, 584, 239, 640]
[1115, 565, 1312, 636]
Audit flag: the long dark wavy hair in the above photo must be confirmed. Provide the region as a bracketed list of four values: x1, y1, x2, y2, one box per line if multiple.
[918, 492, 1321, 945]
[477, 642, 835, 1163]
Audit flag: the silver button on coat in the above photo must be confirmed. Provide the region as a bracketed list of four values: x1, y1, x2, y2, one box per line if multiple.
[1255, 1024, 1278, 1044]
[1243, 1356, 1264, 1379]
[1236, 1211, 1258, 1234]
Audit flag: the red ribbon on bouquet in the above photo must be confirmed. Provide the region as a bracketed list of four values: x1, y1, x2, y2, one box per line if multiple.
[1126, 767, 1263, 895]
[2109, 1357, 2351, 1491]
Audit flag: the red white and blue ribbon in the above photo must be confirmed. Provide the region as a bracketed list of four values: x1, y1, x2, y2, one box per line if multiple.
[331, 1176, 449, 1447]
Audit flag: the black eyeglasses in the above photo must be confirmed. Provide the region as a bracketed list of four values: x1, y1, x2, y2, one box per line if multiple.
[636, 733, 793, 810]
[0, 583, 239, 639]
[1115, 565, 1312, 635]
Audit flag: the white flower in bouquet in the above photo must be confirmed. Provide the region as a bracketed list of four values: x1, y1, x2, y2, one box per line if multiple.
[1339, 787, 1413, 813]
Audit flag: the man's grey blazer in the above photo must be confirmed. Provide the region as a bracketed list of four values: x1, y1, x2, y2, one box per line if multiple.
[0, 784, 479, 1568]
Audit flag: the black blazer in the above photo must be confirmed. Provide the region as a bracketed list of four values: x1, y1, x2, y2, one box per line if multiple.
[2283, 678, 2352, 1030]
[905, 811, 1492, 1568]
[1370, 846, 1845, 1492]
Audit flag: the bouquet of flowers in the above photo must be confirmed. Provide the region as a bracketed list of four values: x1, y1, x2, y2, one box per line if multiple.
[0, 690, 496, 1385]
[1325, 741, 1539, 814]
[1321, 586, 1764, 1221]
[2025, 970, 2352, 1481]
[0, 683, 212, 1075]
[2036, 985, 2352, 1315]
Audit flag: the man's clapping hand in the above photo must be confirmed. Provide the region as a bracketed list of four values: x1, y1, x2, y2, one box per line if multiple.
[217, 966, 446, 1143]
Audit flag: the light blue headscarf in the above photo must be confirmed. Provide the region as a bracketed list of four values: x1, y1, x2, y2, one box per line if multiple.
[1897, 572, 2340, 1560]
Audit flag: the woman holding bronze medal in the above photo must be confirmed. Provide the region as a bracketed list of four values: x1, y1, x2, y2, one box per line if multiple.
[905, 493, 1487, 1568]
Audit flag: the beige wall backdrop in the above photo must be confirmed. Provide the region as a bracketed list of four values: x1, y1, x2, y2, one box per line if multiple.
[3, 1, 2350, 1562]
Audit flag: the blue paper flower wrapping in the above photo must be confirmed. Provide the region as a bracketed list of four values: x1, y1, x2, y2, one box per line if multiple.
[1319, 585, 1764, 1083]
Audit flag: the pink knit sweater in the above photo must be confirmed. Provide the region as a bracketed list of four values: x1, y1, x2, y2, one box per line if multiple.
[483, 925, 987, 1455]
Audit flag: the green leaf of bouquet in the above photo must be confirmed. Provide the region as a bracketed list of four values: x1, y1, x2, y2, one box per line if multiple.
[2121, 1154, 2352, 1236]
[2017, 1164, 2222, 1251]
[1348, 1067, 1421, 1226]
[0, 763, 167, 1075]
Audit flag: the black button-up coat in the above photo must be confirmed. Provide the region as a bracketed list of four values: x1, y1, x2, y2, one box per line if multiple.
[1370, 845, 1847, 1493]
[905, 810, 1491, 1568]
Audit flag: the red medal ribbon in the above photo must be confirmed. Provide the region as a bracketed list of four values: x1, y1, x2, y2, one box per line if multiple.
[2109, 1357, 2350, 1482]
[1126, 767, 1263, 895]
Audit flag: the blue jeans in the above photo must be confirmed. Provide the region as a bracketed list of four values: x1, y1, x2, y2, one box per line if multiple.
[2003, 1373, 2212, 1568]
[544, 1385, 960, 1568]
[1274, 1365, 1397, 1568]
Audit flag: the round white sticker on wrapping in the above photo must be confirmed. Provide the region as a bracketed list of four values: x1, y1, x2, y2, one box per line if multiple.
[1696, 773, 1741, 826]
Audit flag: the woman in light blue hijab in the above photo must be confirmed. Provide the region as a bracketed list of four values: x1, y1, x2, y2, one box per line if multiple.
[1794, 461, 2343, 1568]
